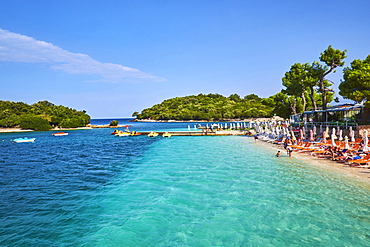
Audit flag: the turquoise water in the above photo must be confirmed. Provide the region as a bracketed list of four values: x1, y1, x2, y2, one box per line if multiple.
[1, 120, 369, 246]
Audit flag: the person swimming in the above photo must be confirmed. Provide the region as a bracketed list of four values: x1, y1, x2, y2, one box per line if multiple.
[276, 151, 281, 157]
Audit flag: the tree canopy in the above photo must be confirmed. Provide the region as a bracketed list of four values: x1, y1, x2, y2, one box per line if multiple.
[281, 46, 341, 118]
[134, 93, 274, 121]
[0, 100, 90, 130]
[339, 54, 370, 123]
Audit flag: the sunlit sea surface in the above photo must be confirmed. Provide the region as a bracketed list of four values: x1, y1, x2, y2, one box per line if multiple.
[1, 119, 369, 246]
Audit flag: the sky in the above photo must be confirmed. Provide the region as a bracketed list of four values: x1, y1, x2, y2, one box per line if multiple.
[0, 0, 369, 118]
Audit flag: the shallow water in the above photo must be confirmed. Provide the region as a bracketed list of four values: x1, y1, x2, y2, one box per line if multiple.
[1, 120, 369, 246]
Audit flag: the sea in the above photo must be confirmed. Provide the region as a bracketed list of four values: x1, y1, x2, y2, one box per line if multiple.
[1, 118, 369, 246]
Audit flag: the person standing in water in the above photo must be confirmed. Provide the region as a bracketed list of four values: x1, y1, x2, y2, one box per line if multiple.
[287, 146, 293, 157]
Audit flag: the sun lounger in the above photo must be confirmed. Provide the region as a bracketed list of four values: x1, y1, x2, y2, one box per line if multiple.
[347, 154, 370, 166]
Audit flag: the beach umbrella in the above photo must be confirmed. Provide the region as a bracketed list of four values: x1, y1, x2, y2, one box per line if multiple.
[194, 125, 197, 130]
[322, 131, 327, 144]
[188, 125, 191, 131]
[332, 128, 337, 139]
[291, 131, 296, 141]
[337, 126, 340, 136]
[363, 130, 369, 152]
[331, 132, 336, 147]
[338, 130, 343, 141]
[309, 130, 314, 141]
[285, 127, 289, 136]
[319, 125, 323, 134]
[326, 126, 329, 134]
[313, 125, 317, 137]
[344, 136, 350, 150]
[349, 127, 355, 142]
[299, 129, 304, 140]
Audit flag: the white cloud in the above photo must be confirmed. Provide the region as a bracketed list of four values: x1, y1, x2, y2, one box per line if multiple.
[0, 28, 164, 82]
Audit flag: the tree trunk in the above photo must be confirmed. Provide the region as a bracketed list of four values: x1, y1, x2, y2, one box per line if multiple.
[319, 76, 328, 122]
[301, 91, 307, 112]
[309, 86, 317, 111]
[290, 97, 297, 115]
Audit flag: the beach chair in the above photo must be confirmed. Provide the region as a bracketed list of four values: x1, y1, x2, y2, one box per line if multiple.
[347, 153, 370, 166]
[294, 142, 312, 151]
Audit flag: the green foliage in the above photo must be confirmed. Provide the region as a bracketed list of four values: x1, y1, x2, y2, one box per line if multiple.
[339, 55, 370, 123]
[134, 93, 274, 120]
[339, 55, 370, 104]
[109, 120, 119, 126]
[0, 100, 90, 130]
[19, 114, 52, 131]
[282, 46, 346, 116]
[320, 45, 347, 68]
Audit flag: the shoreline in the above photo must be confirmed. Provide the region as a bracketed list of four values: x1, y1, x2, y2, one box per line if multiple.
[0, 125, 130, 133]
[256, 139, 370, 184]
[131, 117, 278, 123]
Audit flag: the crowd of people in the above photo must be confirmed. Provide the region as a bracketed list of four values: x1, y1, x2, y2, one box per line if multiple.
[266, 133, 370, 169]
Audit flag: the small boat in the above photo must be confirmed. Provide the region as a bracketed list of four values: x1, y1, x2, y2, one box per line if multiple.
[111, 129, 119, 135]
[117, 132, 131, 137]
[130, 131, 140, 136]
[52, 132, 68, 136]
[148, 131, 159, 137]
[13, 137, 36, 143]
[162, 132, 172, 137]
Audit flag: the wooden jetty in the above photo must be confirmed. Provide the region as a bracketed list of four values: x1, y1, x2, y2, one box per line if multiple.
[135, 130, 251, 136]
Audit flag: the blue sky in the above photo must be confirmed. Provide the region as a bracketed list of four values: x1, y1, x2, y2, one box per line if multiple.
[1, 0, 369, 118]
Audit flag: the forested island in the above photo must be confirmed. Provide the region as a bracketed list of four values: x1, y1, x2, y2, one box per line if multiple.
[133, 93, 277, 121]
[0, 100, 90, 131]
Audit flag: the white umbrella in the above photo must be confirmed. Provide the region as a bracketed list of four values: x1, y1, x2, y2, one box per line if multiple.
[332, 128, 337, 139]
[313, 126, 317, 137]
[349, 127, 355, 142]
[322, 131, 327, 144]
[331, 132, 336, 147]
[291, 131, 296, 141]
[299, 129, 304, 140]
[188, 125, 191, 131]
[344, 136, 349, 150]
[338, 130, 343, 141]
[363, 130, 369, 152]
[309, 130, 314, 141]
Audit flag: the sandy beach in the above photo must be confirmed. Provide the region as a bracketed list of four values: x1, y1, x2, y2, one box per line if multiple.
[0, 128, 33, 133]
[256, 139, 370, 184]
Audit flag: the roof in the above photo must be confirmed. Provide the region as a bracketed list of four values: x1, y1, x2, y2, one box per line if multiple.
[303, 104, 364, 114]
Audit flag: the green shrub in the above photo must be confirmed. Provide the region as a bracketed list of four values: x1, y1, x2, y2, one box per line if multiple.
[19, 114, 52, 131]
[109, 120, 119, 126]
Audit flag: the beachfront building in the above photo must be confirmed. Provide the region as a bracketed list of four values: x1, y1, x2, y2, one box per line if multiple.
[290, 103, 364, 130]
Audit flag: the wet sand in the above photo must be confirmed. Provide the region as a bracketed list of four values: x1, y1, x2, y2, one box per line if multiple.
[256, 139, 370, 183]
